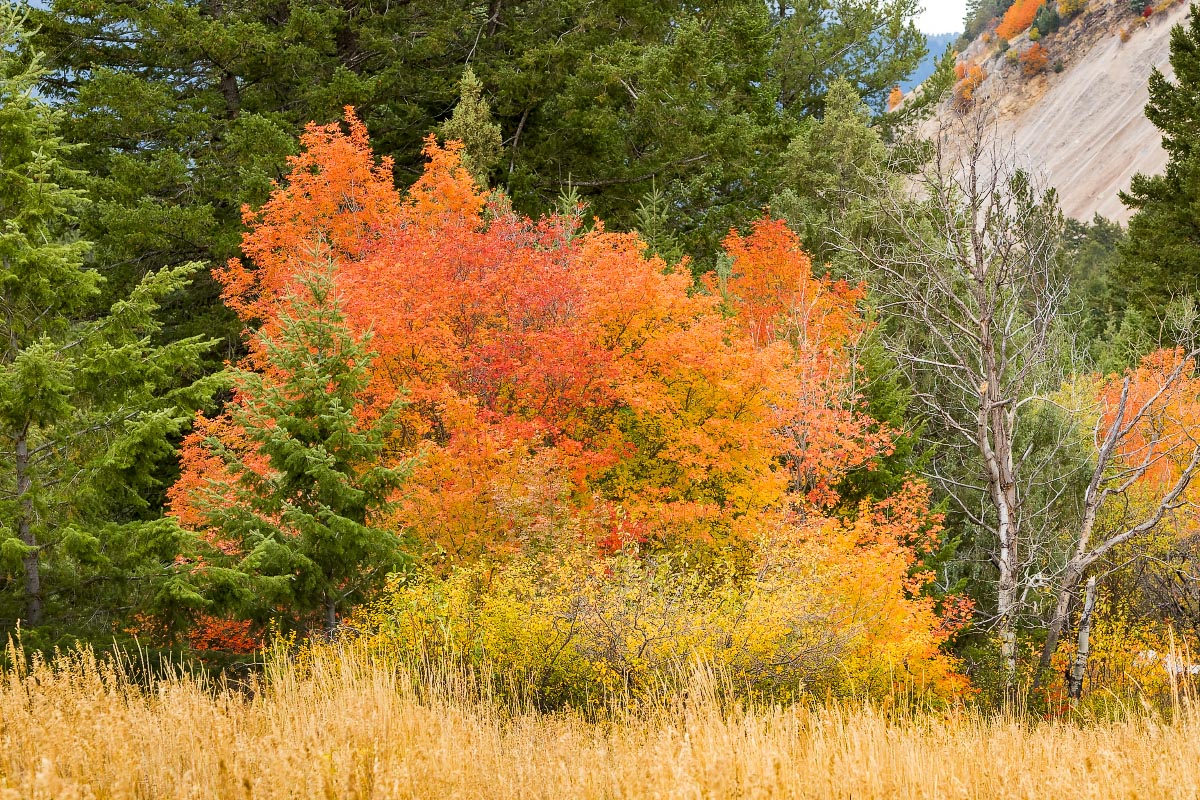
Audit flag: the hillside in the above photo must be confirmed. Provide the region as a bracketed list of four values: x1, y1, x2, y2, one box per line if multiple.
[930, 0, 1187, 222]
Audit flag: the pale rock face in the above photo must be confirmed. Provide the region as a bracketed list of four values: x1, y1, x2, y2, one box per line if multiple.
[928, 0, 1189, 223]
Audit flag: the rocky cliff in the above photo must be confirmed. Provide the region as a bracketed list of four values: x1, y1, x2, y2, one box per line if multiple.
[931, 0, 1187, 223]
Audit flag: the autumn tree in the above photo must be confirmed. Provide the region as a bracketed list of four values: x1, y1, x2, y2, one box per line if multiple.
[1020, 43, 1050, 76]
[159, 107, 974, 690]
[173, 260, 411, 632]
[173, 110, 894, 562]
[0, 9, 217, 635]
[997, 0, 1042, 38]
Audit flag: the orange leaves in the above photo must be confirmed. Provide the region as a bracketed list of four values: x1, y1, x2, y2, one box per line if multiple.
[721, 219, 888, 506]
[180, 110, 895, 558]
[218, 108, 403, 329]
[1098, 348, 1200, 490]
[997, 0, 1042, 39]
[404, 135, 487, 226]
[1020, 43, 1050, 76]
[162, 110, 970, 679]
[952, 63, 987, 110]
[723, 219, 864, 364]
[887, 86, 904, 111]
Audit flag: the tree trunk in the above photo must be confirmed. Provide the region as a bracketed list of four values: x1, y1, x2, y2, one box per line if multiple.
[1033, 561, 1086, 687]
[15, 429, 42, 627]
[325, 597, 338, 633]
[1067, 576, 1098, 700]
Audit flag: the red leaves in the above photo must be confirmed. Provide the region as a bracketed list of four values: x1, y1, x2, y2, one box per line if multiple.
[1020, 43, 1050, 76]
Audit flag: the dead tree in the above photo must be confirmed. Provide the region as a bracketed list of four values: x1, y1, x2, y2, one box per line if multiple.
[847, 110, 1072, 679]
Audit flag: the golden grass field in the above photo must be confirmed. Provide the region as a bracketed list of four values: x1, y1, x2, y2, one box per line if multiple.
[2, 644, 1199, 800]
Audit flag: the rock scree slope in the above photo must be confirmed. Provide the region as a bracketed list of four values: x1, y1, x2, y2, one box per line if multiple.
[929, 0, 1188, 223]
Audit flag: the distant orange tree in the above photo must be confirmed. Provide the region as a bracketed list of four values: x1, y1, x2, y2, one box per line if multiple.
[998, 0, 1042, 38]
[953, 64, 988, 109]
[1021, 42, 1050, 75]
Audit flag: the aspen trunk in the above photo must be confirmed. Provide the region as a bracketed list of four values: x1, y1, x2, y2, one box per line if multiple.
[1067, 577, 1097, 700]
[1034, 562, 1086, 687]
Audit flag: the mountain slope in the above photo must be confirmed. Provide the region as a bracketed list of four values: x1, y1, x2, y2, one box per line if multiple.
[929, 0, 1187, 223]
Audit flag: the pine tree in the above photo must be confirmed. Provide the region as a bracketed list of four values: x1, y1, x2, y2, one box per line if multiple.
[633, 180, 683, 265]
[1117, 6, 1200, 323]
[185, 262, 411, 632]
[29, 0, 927, 300]
[0, 9, 218, 635]
[439, 68, 503, 188]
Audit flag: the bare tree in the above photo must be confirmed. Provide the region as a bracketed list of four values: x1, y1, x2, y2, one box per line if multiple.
[847, 107, 1200, 695]
[1033, 347, 1200, 685]
[847, 109, 1072, 679]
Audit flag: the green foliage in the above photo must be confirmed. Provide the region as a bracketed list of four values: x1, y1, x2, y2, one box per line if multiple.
[633, 180, 684, 265]
[772, 0, 927, 117]
[770, 80, 901, 273]
[439, 68, 503, 188]
[1033, 2, 1060, 35]
[28, 0, 928, 304]
[0, 8, 218, 637]
[190, 263, 412, 631]
[1118, 6, 1200, 324]
[1061, 214, 1125, 355]
[964, 0, 1016, 39]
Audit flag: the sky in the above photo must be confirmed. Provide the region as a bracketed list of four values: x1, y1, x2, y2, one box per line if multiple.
[917, 0, 967, 33]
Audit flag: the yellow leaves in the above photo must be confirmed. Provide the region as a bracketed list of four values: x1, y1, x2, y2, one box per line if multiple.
[352, 480, 965, 705]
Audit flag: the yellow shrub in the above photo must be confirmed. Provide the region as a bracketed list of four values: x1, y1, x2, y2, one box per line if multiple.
[349, 499, 966, 708]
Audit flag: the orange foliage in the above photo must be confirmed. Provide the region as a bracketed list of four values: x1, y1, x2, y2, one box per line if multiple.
[997, 0, 1042, 39]
[721, 220, 889, 505]
[795, 481, 974, 663]
[187, 616, 259, 654]
[1020, 43, 1050, 76]
[1098, 349, 1200, 491]
[952, 64, 988, 110]
[167, 111, 967, 675]
[173, 112, 840, 556]
[887, 86, 903, 111]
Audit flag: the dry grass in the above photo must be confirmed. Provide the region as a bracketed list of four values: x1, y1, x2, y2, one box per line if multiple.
[2, 645, 1199, 799]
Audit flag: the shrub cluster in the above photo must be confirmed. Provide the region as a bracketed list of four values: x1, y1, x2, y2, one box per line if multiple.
[346, 510, 966, 708]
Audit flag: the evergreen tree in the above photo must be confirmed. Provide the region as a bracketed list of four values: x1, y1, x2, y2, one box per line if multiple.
[771, 0, 927, 118]
[439, 67, 503, 188]
[0, 9, 218, 637]
[28, 0, 927, 317]
[633, 180, 684, 265]
[1118, 6, 1200, 322]
[187, 263, 411, 631]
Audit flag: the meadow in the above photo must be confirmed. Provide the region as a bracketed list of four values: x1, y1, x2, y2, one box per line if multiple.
[2, 644, 1198, 800]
